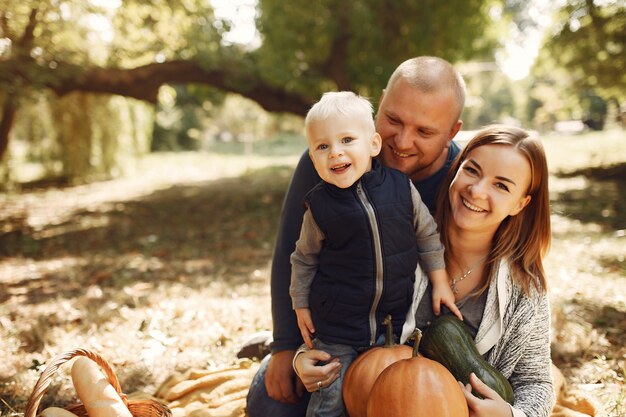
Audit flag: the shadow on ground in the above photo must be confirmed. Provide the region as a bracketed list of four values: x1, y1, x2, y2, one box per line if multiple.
[553, 162, 626, 231]
[0, 165, 294, 307]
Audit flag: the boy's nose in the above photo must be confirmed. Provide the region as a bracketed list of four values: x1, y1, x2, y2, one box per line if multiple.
[329, 145, 344, 157]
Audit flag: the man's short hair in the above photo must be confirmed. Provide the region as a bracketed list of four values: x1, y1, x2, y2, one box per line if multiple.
[386, 56, 466, 120]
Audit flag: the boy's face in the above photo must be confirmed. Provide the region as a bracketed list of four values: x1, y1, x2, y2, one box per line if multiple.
[307, 114, 381, 189]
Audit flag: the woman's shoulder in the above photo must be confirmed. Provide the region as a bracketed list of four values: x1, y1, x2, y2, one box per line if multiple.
[499, 260, 548, 309]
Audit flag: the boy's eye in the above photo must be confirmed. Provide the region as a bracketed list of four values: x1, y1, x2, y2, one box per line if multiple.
[317, 144, 328, 150]
[341, 136, 354, 143]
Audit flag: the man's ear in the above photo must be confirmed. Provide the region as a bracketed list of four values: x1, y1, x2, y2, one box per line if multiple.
[379, 88, 386, 102]
[447, 120, 463, 147]
[510, 195, 531, 216]
[370, 132, 382, 157]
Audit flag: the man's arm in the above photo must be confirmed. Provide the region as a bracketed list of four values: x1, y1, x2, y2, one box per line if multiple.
[271, 150, 321, 353]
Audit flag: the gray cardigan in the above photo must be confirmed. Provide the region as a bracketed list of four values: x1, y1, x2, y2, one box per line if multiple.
[401, 259, 555, 417]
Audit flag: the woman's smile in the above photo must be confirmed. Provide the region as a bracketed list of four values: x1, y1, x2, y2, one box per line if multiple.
[461, 197, 485, 213]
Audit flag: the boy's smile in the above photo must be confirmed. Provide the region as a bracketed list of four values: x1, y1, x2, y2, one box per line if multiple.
[307, 114, 381, 189]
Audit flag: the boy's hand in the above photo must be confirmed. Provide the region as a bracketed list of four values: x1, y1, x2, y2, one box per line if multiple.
[429, 269, 463, 321]
[295, 308, 315, 349]
[433, 283, 463, 321]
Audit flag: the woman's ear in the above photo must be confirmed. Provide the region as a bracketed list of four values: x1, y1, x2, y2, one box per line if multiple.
[371, 132, 382, 157]
[510, 195, 531, 216]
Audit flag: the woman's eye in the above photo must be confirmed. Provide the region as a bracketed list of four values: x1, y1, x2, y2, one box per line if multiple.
[464, 166, 478, 175]
[496, 183, 510, 192]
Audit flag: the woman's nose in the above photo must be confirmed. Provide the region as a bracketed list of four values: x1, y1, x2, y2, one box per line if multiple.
[469, 181, 487, 199]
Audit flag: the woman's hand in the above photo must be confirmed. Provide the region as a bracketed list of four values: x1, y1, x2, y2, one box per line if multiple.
[294, 349, 342, 393]
[460, 373, 513, 417]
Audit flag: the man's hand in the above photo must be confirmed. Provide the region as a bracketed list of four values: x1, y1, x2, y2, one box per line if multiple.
[265, 350, 306, 404]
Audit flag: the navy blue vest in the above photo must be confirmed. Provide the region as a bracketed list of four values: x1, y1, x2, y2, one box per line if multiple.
[305, 160, 419, 346]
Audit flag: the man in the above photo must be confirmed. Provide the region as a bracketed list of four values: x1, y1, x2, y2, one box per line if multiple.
[246, 56, 466, 417]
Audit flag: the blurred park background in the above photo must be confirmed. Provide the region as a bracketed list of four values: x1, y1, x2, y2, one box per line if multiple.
[0, 0, 624, 185]
[0, 0, 624, 416]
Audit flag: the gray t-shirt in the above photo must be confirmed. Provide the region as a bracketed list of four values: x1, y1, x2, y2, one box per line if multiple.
[415, 281, 488, 338]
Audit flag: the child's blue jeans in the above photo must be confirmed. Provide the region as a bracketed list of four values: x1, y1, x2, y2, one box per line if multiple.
[305, 339, 360, 417]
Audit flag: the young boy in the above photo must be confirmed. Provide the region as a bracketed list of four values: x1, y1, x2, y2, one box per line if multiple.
[289, 91, 460, 417]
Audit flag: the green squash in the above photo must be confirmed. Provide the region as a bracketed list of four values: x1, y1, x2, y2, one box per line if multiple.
[420, 315, 515, 405]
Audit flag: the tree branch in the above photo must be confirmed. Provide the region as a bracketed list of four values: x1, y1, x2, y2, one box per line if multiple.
[47, 60, 312, 115]
[17, 8, 39, 49]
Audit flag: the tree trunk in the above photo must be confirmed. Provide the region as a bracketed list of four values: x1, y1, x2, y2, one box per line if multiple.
[0, 97, 17, 163]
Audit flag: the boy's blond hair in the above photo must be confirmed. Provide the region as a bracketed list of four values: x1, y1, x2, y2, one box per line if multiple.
[305, 91, 375, 135]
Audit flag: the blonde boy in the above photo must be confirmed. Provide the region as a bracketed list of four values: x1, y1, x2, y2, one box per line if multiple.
[289, 91, 458, 417]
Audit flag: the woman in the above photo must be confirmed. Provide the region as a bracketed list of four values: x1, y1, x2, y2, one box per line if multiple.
[294, 125, 555, 417]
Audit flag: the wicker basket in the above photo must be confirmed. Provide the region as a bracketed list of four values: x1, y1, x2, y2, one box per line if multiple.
[24, 348, 171, 417]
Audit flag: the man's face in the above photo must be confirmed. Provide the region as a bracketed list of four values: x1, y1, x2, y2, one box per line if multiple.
[375, 77, 462, 181]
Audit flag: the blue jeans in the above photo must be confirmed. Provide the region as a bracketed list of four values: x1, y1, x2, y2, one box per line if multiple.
[305, 340, 359, 417]
[246, 337, 383, 417]
[246, 354, 310, 417]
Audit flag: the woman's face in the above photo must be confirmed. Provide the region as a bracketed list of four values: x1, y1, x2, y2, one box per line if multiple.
[448, 144, 532, 235]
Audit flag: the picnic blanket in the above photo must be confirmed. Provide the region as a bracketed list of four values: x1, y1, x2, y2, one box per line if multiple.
[128, 360, 258, 417]
[129, 360, 596, 417]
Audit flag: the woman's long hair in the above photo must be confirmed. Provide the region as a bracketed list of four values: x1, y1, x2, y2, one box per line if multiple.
[435, 125, 551, 295]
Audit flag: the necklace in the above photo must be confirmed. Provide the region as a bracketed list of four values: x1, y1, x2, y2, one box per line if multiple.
[450, 256, 486, 294]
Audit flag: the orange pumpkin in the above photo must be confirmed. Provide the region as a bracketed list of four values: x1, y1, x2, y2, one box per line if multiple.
[366, 329, 469, 417]
[343, 315, 412, 417]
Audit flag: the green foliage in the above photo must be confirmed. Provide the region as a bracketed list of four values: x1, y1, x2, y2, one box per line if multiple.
[152, 84, 226, 151]
[256, 0, 501, 97]
[108, 0, 223, 67]
[462, 70, 518, 128]
[3, 0, 568, 183]
[545, 0, 626, 102]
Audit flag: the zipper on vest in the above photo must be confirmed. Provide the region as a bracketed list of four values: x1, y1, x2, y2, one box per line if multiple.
[356, 181, 384, 346]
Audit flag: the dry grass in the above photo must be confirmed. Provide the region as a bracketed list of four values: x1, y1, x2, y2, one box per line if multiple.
[1, 131, 625, 416]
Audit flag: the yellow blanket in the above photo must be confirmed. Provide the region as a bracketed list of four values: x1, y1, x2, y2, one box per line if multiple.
[131, 361, 595, 417]
[144, 361, 258, 417]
